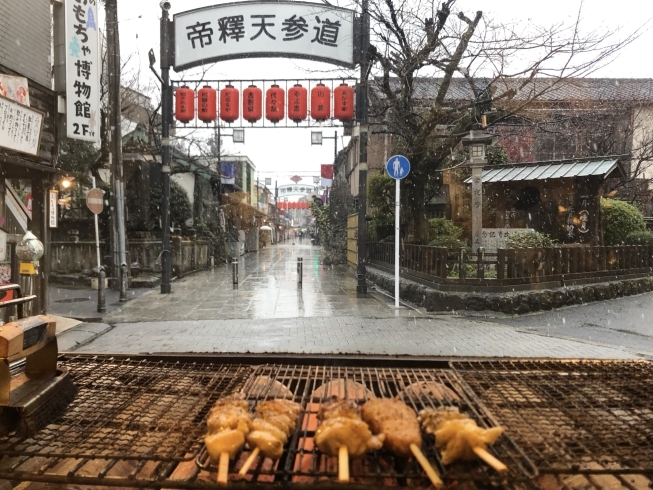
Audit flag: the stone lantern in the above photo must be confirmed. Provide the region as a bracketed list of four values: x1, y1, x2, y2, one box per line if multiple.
[462, 130, 493, 251]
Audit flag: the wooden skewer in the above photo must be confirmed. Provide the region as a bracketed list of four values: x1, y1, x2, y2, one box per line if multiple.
[473, 446, 508, 473]
[238, 447, 260, 477]
[217, 452, 229, 485]
[338, 445, 349, 483]
[410, 443, 443, 489]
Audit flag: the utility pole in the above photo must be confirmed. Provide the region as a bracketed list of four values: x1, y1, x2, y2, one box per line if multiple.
[105, 0, 128, 301]
[160, 3, 173, 294]
[356, 0, 370, 295]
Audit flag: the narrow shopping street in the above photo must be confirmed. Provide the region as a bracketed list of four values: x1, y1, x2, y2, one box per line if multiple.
[56, 243, 651, 359]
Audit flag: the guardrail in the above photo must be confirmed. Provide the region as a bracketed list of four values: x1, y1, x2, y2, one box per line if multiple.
[368, 242, 653, 287]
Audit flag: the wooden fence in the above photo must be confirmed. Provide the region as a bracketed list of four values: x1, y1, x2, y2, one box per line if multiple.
[368, 242, 653, 286]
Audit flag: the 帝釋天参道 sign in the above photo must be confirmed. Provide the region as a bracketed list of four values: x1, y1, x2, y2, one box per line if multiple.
[174, 1, 356, 71]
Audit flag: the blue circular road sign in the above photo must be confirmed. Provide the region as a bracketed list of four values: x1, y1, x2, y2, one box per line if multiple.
[386, 155, 410, 180]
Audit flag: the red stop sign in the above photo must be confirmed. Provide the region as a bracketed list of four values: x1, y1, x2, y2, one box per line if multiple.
[86, 188, 104, 214]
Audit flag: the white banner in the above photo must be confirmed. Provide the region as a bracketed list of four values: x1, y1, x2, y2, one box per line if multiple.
[0, 95, 44, 156]
[278, 184, 317, 196]
[174, 1, 355, 71]
[65, 0, 101, 142]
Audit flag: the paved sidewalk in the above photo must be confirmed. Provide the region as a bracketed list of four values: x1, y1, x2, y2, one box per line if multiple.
[57, 243, 646, 359]
[103, 244, 421, 323]
[72, 315, 637, 358]
[48, 284, 150, 321]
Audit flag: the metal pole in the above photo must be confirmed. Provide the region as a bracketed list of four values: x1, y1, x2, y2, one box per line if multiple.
[356, 0, 370, 295]
[232, 258, 238, 288]
[160, 6, 172, 294]
[97, 268, 106, 313]
[106, 0, 128, 301]
[394, 178, 400, 308]
[297, 257, 303, 289]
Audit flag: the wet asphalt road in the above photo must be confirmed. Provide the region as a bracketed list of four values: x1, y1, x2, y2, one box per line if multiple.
[485, 291, 653, 357]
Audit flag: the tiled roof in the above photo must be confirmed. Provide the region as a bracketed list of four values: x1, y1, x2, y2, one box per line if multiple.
[373, 78, 653, 102]
[463, 158, 623, 184]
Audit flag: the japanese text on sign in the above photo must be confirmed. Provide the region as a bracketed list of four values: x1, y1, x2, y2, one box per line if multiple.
[174, 2, 355, 71]
[65, 0, 101, 143]
[0, 95, 43, 156]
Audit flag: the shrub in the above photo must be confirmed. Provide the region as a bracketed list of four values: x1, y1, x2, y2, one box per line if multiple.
[428, 218, 463, 240]
[506, 230, 555, 248]
[600, 198, 647, 245]
[428, 235, 466, 248]
[624, 230, 653, 246]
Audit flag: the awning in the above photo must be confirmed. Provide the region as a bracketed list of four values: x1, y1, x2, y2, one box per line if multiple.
[464, 158, 623, 184]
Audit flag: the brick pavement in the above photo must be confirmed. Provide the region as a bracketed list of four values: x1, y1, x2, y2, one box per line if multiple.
[103, 244, 420, 322]
[61, 243, 644, 359]
[74, 315, 637, 359]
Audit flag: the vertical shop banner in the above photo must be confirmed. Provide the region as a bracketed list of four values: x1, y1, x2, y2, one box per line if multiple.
[65, 0, 101, 143]
[49, 190, 59, 228]
[320, 164, 333, 187]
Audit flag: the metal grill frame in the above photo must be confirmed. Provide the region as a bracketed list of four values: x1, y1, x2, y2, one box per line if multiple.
[450, 359, 653, 477]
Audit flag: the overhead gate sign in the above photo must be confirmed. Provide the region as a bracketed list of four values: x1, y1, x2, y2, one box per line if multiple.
[174, 2, 356, 71]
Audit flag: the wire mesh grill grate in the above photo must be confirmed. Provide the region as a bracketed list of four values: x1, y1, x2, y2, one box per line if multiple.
[450, 359, 653, 477]
[0, 355, 252, 467]
[196, 364, 537, 487]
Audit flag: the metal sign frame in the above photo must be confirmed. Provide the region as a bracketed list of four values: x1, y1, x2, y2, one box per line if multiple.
[172, 1, 359, 71]
[170, 78, 358, 129]
[158, 0, 370, 295]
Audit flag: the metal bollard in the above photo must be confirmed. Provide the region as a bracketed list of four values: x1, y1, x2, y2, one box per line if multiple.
[210, 256, 215, 270]
[97, 268, 106, 313]
[297, 257, 303, 289]
[232, 258, 239, 289]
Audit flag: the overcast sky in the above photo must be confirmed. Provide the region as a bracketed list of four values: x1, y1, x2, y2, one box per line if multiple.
[111, 0, 653, 187]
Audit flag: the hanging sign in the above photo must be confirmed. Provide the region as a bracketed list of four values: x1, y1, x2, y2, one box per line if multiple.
[278, 184, 318, 196]
[65, 0, 101, 142]
[0, 230, 6, 262]
[0, 95, 44, 156]
[174, 1, 356, 71]
[49, 190, 59, 228]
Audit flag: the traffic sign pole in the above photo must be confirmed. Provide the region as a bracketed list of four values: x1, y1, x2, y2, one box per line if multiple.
[385, 155, 410, 309]
[394, 177, 400, 309]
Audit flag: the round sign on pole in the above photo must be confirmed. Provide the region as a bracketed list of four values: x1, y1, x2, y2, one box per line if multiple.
[386, 155, 410, 180]
[86, 188, 104, 214]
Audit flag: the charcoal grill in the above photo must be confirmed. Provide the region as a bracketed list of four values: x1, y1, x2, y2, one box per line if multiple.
[0, 354, 650, 489]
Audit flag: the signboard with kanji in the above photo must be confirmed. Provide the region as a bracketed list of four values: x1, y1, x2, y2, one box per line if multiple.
[0, 95, 44, 156]
[482, 228, 534, 253]
[174, 2, 355, 71]
[65, 0, 101, 143]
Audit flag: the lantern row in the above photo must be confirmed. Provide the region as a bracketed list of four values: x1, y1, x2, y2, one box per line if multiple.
[277, 201, 310, 210]
[174, 83, 355, 125]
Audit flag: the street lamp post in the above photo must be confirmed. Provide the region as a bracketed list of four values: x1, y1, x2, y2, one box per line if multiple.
[461, 130, 492, 252]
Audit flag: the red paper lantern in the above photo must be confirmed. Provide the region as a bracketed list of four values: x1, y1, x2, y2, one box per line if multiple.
[266, 84, 285, 123]
[311, 83, 331, 121]
[174, 85, 195, 123]
[220, 85, 239, 123]
[242, 85, 262, 123]
[334, 83, 355, 121]
[287, 84, 307, 123]
[197, 86, 217, 123]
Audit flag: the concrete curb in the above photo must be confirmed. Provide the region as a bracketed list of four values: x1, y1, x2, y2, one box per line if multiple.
[57, 323, 114, 352]
[366, 266, 653, 315]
